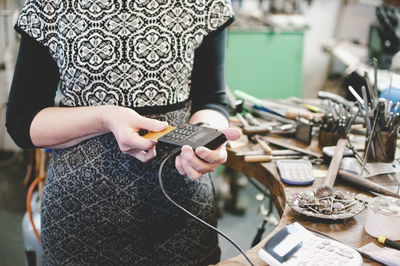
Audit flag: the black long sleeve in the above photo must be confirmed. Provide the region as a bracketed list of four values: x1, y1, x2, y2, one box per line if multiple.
[190, 28, 229, 120]
[6, 29, 228, 148]
[6, 33, 60, 148]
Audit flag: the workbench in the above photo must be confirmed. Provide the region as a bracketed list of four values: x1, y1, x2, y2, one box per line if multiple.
[217, 134, 399, 266]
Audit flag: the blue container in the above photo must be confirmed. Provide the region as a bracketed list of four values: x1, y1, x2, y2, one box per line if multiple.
[379, 87, 400, 112]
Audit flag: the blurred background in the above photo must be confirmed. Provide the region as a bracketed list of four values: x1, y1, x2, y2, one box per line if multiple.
[1, 0, 399, 265]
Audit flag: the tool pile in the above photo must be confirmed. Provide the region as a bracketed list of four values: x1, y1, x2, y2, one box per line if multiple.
[289, 190, 364, 219]
[319, 101, 358, 135]
[228, 67, 400, 203]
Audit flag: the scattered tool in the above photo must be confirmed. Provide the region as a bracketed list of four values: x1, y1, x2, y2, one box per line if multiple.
[315, 138, 348, 198]
[235, 150, 302, 157]
[338, 170, 400, 199]
[295, 116, 313, 145]
[378, 236, 400, 251]
[319, 100, 358, 135]
[364, 70, 376, 108]
[317, 91, 354, 109]
[250, 105, 296, 125]
[361, 109, 380, 175]
[289, 97, 325, 113]
[244, 112, 261, 126]
[262, 136, 322, 158]
[348, 85, 365, 107]
[244, 154, 304, 162]
[373, 58, 379, 101]
[234, 90, 314, 120]
[346, 136, 370, 173]
[254, 135, 272, 155]
[236, 113, 249, 128]
[242, 124, 272, 135]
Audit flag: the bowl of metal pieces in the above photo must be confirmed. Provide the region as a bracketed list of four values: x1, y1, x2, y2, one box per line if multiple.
[288, 190, 366, 220]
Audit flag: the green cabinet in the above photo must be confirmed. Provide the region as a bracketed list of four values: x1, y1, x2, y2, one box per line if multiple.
[225, 30, 304, 99]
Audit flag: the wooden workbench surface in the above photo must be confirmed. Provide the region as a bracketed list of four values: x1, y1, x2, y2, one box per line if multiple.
[217, 135, 394, 266]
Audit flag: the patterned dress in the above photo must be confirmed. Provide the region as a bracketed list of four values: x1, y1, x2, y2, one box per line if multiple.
[14, 0, 234, 264]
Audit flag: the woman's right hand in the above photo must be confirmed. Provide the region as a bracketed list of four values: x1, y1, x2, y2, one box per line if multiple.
[104, 106, 168, 162]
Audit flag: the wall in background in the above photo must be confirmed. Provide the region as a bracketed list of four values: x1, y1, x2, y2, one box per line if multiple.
[302, 0, 378, 98]
[301, 0, 343, 98]
[0, 0, 19, 151]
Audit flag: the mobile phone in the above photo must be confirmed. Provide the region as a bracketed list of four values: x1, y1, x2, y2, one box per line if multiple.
[142, 123, 227, 150]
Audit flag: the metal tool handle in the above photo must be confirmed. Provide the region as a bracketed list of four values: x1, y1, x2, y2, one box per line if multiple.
[338, 170, 400, 199]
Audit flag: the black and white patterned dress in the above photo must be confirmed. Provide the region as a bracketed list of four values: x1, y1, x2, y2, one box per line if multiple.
[13, 0, 234, 264]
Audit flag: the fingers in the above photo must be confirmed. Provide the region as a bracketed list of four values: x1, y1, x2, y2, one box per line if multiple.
[173, 127, 240, 179]
[175, 145, 222, 180]
[112, 108, 167, 160]
[139, 116, 169, 132]
[220, 127, 242, 141]
[195, 145, 227, 164]
[126, 146, 157, 162]
[175, 155, 185, 175]
[118, 133, 156, 156]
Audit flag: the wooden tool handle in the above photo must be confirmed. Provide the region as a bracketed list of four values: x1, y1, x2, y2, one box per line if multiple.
[255, 135, 272, 155]
[263, 136, 322, 158]
[243, 125, 271, 135]
[244, 155, 272, 162]
[285, 110, 313, 121]
[338, 170, 400, 198]
[324, 138, 348, 188]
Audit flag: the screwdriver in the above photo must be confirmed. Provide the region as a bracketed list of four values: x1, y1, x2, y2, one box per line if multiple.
[378, 236, 400, 251]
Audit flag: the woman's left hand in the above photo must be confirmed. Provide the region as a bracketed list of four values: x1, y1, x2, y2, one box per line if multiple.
[175, 127, 241, 180]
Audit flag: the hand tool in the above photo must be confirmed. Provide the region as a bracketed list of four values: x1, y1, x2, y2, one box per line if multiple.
[234, 90, 307, 120]
[226, 86, 244, 113]
[373, 58, 379, 101]
[288, 97, 325, 113]
[364, 71, 376, 108]
[348, 86, 365, 107]
[386, 73, 393, 116]
[378, 236, 400, 251]
[254, 135, 272, 154]
[262, 136, 322, 158]
[346, 135, 370, 173]
[361, 86, 377, 159]
[387, 101, 400, 129]
[242, 124, 272, 135]
[235, 150, 302, 157]
[315, 139, 348, 197]
[244, 112, 261, 126]
[244, 155, 303, 162]
[250, 105, 296, 125]
[377, 98, 387, 130]
[295, 116, 312, 145]
[338, 170, 400, 199]
[361, 110, 380, 176]
[236, 113, 249, 128]
[361, 86, 372, 133]
[317, 91, 353, 108]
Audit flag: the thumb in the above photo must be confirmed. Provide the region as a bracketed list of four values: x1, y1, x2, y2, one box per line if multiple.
[139, 117, 169, 132]
[220, 127, 242, 141]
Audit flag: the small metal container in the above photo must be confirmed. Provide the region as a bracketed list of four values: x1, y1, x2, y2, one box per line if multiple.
[318, 129, 346, 148]
[365, 131, 397, 163]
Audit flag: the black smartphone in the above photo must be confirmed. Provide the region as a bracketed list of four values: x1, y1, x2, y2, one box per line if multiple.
[142, 123, 227, 150]
[158, 124, 227, 150]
